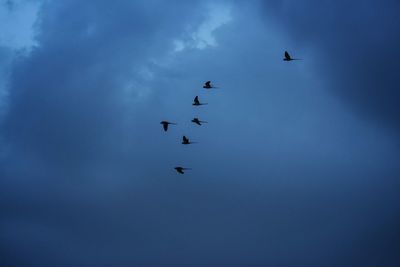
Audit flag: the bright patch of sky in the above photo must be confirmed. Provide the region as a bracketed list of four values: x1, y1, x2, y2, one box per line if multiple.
[0, 0, 40, 51]
[0, 0, 41, 120]
[174, 2, 232, 52]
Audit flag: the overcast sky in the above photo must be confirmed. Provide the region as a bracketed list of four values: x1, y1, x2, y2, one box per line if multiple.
[1, 0, 399, 266]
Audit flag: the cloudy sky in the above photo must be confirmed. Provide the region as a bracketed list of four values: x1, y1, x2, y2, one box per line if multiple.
[1, 0, 399, 266]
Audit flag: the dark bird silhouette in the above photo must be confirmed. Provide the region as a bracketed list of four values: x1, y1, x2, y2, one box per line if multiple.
[160, 121, 176, 132]
[192, 96, 207, 106]
[174, 167, 191, 174]
[283, 51, 301, 61]
[182, 135, 197, 145]
[191, 117, 208, 126]
[203, 81, 219, 89]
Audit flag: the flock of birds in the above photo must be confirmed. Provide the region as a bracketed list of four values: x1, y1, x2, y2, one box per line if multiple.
[161, 51, 300, 174]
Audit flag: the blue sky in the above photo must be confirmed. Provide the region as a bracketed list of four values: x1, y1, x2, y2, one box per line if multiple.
[1, 0, 399, 266]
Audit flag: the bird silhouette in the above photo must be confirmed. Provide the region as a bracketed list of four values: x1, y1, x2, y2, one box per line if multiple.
[160, 121, 177, 132]
[174, 167, 191, 174]
[203, 81, 219, 89]
[182, 135, 197, 145]
[192, 96, 207, 106]
[191, 117, 208, 126]
[283, 51, 301, 61]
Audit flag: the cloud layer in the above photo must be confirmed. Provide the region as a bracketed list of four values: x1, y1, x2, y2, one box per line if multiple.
[1, 1, 399, 266]
[262, 0, 400, 133]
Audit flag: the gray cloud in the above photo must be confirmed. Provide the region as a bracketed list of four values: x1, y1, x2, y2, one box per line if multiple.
[1, 1, 399, 266]
[261, 0, 400, 133]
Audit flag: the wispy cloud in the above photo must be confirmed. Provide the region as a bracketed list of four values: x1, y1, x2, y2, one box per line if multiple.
[173, 2, 232, 51]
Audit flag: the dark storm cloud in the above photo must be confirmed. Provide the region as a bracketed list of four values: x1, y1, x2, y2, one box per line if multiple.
[1, 1, 400, 266]
[1, 0, 205, 174]
[261, 0, 400, 133]
[0, 1, 210, 265]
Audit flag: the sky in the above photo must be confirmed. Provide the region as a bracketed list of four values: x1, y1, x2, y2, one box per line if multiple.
[1, 0, 399, 266]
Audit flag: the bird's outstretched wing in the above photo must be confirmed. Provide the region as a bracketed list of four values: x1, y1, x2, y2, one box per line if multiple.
[194, 96, 199, 104]
[285, 51, 291, 60]
[163, 123, 168, 131]
[183, 136, 189, 142]
[205, 81, 211, 87]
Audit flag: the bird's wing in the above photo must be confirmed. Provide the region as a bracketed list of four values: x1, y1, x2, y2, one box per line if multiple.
[285, 51, 291, 60]
[205, 81, 211, 86]
[194, 96, 199, 103]
[163, 123, 168, 131]
[183, 136, 188, 142]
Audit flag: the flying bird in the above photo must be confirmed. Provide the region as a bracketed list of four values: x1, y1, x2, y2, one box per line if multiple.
[191, 117, 208, 126]
[283, 51, 301, 61]
[182, 135, 197, 145]
[160, 121, 176, 132]
[174, 167, 191, 174]
[192, 96, 207, 106]
[203, 81, 219, 89]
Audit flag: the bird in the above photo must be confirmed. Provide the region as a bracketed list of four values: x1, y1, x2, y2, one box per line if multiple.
[160, 121, 177, 132]
[283, 51, 301, 61]
[192, 96, 207, 106]
[203, 81, 219, 89]
[174, 167, 191, 174]
[182, 135, 197, 145]
[191, 117, 207, 126]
